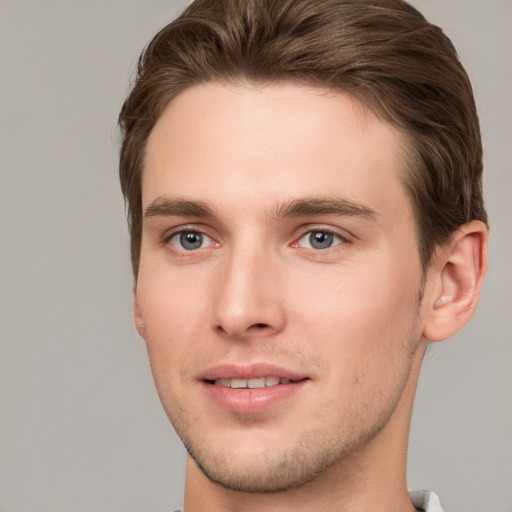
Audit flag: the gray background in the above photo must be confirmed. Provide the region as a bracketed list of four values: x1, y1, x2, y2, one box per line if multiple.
[0, 0, 510, 511]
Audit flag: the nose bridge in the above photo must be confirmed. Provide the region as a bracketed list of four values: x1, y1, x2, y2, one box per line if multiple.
[213, 237, 285, 340]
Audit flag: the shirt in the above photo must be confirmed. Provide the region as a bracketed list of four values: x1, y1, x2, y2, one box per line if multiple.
[409, 490, 445, 511]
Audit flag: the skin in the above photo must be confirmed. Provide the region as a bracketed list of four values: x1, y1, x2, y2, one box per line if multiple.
[134, 82, 487, 512]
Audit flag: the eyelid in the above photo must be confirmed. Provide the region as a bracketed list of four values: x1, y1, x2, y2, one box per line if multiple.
[162, 225, 220, 252]
[295, 231, 343, 250]
[291, 225, 353, 248]
[169, 231, 213, 250]
[162, 223, 213, 240]
[159, 223, 353, 253]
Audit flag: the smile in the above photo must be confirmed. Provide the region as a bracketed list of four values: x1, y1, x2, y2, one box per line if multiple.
[211, 377, 295, 389]
[201, 364, 310, 413]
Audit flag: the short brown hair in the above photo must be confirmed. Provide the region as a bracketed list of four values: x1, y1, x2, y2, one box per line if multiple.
[119, 0, 487, 275]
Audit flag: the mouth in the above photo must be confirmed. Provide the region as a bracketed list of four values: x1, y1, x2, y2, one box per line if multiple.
[206, 376, 304, 389]
[200, 364, 310, 414]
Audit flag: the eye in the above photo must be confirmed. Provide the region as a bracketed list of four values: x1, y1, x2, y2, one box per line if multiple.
[169, 230, 213, 251]
[296, 230, 343, 250]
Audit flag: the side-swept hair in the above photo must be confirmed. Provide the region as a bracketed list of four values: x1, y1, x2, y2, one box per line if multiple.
[119, 0, 487, 275]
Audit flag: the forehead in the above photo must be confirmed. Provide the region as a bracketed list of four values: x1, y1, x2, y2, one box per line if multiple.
[143, 82, 410, 222]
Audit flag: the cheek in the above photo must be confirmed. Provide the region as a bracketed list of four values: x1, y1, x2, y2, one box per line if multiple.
[291, 259, 422, 364]
[135, 268, 208, 379]
[298, 267, 423, 416]
[136, 276, 202, 421]
[137, 263, 208, 330]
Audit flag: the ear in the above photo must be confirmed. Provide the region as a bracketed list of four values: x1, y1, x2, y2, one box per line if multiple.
[133, 285, 145, 338]
[422, 220, 488, 342]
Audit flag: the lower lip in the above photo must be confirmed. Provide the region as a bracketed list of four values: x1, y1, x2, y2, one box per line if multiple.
[202, 380, 309, 415]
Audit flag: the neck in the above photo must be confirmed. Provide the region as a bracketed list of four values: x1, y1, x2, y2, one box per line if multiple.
[182, 344, 426, 512]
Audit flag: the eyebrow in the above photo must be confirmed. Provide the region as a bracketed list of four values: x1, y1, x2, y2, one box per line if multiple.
[143, 195, 378, 222]
[144, 197, 216, 219]
[271, 197, 378, 221]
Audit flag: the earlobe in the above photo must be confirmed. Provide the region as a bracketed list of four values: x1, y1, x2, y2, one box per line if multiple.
[133, 287, 145, 339]
[423, 220, 488, 342]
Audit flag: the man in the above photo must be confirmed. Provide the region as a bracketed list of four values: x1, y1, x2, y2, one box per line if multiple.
[118, 1, 488, 510]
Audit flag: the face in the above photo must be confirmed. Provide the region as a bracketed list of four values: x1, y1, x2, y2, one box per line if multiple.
[136, 82, 427, 492]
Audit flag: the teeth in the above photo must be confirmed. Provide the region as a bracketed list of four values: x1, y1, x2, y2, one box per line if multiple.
[248, 377, 266, 388]
[265, 376, 280, 386]
[213, 377, 293, 388]
[230, 379, 247, 389]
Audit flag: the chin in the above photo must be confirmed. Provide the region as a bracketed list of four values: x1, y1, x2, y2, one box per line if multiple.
[175, 412, 381, 495]
[185, 441, 337, 493]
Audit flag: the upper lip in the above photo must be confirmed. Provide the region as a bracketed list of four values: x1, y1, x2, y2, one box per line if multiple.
[200, 363, 308, 382]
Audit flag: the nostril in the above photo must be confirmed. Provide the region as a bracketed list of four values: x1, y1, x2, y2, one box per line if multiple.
[252, 323, 268, 329]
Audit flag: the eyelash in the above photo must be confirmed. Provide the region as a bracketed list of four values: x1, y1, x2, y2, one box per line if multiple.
[162, 226, 351, 255]
[164, 228, 219, 254]
[292, 228, 350, 251]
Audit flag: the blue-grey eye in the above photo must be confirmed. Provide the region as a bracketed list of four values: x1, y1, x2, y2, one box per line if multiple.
[170, 231, 211, 251]
[297, 230, 342, 250]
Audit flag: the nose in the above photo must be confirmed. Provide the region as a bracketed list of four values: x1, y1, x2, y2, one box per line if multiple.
[212, 245, 286, 341]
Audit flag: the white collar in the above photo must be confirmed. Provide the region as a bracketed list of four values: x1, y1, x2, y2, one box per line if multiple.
[409, 490, 445, 512]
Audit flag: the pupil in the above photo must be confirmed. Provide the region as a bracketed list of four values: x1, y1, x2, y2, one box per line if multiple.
[181, 232, 202, 250]
[310, 231, 333, 249]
